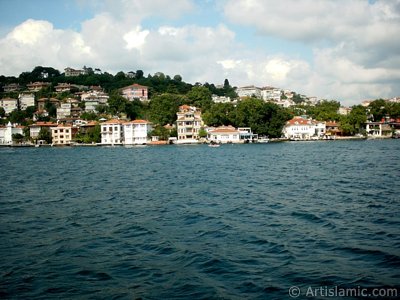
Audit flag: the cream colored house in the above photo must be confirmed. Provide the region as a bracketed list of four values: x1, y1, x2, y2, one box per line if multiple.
[176, 105, 203, 143]
[51, 124, 75, 145]
[208, 126, 240, 143]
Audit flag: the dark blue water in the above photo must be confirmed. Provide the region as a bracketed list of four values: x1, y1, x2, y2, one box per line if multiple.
[1, 140, 399, 299]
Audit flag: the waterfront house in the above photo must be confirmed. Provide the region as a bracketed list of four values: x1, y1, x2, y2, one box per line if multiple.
[208, 126, 240, 143]
[26, 82, 51, 92]
[18, 93, 35, 110]
[0, 122, 24, 144]
[283, 116, 319, 140]
[238, 127, 258, 142]
[51, 124, 77, 145]
[121, 84, 148, 101]
[29, 121, 57, 141]
[101, 119, 124, 145]
[325, 121, 342, 136]
[365, 121, 392, 137]
[176, 105, 203, 143]
[123, 119, 153, 145]
[0, 98, 18, 115]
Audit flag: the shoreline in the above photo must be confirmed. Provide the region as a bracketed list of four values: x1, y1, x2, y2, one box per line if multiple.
[0, 136, 395, 148]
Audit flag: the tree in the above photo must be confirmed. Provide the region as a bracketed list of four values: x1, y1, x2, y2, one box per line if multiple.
[136, 70, 144, 79]
[173, 75, 182, 82]
[37, 128, 52, 144]
[25, 106, 36, 119]
[148, 93, 182, 125]
[202, 103, 235, 126]
[0, 107, 5, 118]
[9, 110, 25, 124]
[125, 99, 144, 120]
[108, 91, 128, 115]
[80, 112, 98, 121]
[115, 71, 126, 81]
[369, 99, 388, 121]
[12, 133, 24, 143]
[340, 105, 367, 135]
[224, 79, 230, 88]
[186, 86, 212, 111]
[149, 125, 170, 140]
[305, 100, 340, 121]
[75, 124, 101, 143]
[232, 99, 291, 137]
[199, 127, 207, 138]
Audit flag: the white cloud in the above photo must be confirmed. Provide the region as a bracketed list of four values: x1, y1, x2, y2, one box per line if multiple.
[0, 0, 399, 106]
[123, 27, 149, 50]
[220, 0, 400, 104]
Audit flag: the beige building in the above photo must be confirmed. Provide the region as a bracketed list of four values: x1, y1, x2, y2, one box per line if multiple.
[176, 105, 203, 143]
[51, 124, 76, 145]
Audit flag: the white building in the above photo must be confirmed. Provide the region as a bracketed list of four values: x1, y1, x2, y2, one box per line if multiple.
[208, 126, 240, 143]
[51, 124, 75, 145]
[123, 120, 153, 145]
[18, 93, 35, 110]
[81, 90, 109, 104]
[101, 119, 124, 145]
[275, 99, 296, 108]
[57, 103, 72, 120]
[176, 105, 203, 143]
[212, 95, 231, 103]
[282, 116, 325, 140]
[365, 122, 392, 137]
[238, 127, 258, 141]
[236, 86, 262, 99]
[84, 99, 100, 112]
[0, 98, 18, 115]
[64, 67, 88, 77]
[261, 87, 281, 102]
[0, 122, 24, 144]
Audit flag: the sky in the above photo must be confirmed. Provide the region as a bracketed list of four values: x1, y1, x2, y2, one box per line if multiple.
[0, 0, 400, 105]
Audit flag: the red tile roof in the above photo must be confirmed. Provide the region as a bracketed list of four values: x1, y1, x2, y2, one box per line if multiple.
[209, 126, 239, 134]
[287, 117, 313, 126]
[30, 122, 57, 127]
[102, 119, 124, 124]
[122, 83, 148, 89]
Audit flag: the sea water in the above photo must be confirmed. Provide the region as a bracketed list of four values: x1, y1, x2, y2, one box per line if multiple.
[0, 140, 399, 299]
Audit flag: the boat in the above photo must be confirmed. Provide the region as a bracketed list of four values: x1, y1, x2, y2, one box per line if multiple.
[257, 138, 269, 143]
[208, 143, 220, 148]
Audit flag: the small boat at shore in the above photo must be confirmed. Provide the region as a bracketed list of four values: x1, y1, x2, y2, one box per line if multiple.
[208, 143, 220, 148]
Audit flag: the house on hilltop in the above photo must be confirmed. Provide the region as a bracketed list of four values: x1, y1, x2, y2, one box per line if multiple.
[121, 84, 148, 101]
